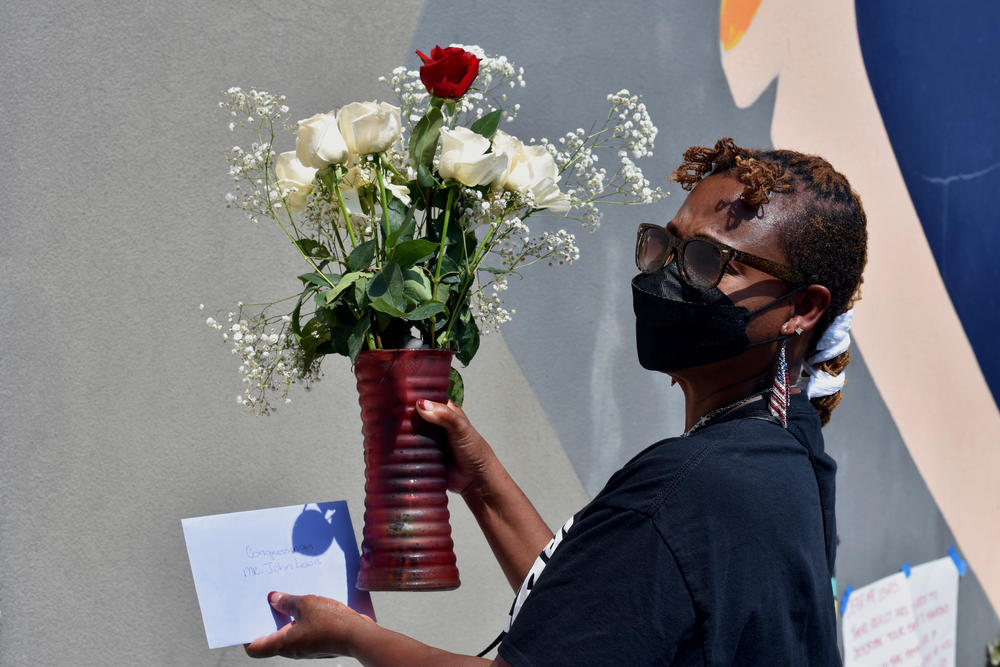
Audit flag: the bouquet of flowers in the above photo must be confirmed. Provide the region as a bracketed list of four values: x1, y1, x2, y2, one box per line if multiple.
[207, 44, 664, 413]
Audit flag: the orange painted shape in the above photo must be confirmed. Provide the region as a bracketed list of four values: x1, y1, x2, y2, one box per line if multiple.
[720, 0, 763, 50]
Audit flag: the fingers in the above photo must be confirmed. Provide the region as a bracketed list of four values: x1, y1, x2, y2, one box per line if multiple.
[245, 592, 300, 658]
[244, 621, 296, 658]
[268, 590, 301, 617]
[415, 399, 473, 435]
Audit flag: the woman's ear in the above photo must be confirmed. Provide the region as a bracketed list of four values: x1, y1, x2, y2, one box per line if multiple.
[780, 284, 831, 336]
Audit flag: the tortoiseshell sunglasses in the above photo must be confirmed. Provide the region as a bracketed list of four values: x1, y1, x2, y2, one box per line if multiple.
[635, 223, 807, 289]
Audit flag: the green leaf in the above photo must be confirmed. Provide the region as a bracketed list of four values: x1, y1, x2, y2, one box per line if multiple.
[366, 261, 405, 311]
[298, 272, 340, 289]
[352, 275, 370, 308]
[471, 109, 503, 139]
[387, 216, 416, 248]
[295, 239, 332, 259]
[405, 300, 446, 321]
[454, 307, 480, 365]
[370, 297, 408, 318]
[313, 305, 336, 328]
[347, 239, 377, 272]
[437, 255, 462, 284]
[324, 271, 365, 304]
[347, 317, 370, 362]
[409, 106, 444, 171]
[290, 286, 313, 340]
[392, 239, 438, 268]
[448, 368, 465, 406]
[446, 230, 478, 266]
[299, 318, 331, 362]
[416, 163, 438, 189]
[402, 266, 434, 304]
[432, 281, 457, 304]
[385, 197, 408, 238]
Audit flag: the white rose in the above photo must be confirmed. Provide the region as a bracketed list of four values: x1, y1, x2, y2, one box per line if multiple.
[438, 126, 509, 187]
[274, 151, 317, 212]
[492, 130, 571, 212]
[337, 101, 402, 156]
[529, 177, 572, 213]
[295, 112, 349, 169]
[386, 182, 411, 206]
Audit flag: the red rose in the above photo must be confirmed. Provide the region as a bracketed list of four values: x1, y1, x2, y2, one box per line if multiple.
[415, 45, 480, 99]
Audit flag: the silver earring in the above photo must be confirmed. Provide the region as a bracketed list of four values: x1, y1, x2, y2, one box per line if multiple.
[795, 325, 804, 335]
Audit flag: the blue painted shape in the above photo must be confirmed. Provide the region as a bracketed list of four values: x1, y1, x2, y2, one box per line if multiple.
[841, 585, 854, 614]
[856, 0, 1000, 408]
[901, 562, 911, 578]
[949, 545, 968, 577]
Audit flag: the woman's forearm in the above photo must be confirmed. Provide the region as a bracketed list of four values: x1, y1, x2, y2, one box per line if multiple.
[350, 620, 502, 666]
[461, 456, 555, 590]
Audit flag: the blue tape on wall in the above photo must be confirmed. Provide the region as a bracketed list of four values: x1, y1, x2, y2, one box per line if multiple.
[948, 545, 968, 577]
[840, 585, 854, 613]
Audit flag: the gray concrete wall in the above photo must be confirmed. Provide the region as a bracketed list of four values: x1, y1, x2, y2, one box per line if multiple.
[2, 1, 996, 665]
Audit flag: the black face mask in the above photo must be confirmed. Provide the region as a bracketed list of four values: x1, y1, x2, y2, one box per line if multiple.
[632, 261, 802, 371]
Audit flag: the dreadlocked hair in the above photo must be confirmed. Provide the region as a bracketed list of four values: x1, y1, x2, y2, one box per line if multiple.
[673, 138, 868, 426]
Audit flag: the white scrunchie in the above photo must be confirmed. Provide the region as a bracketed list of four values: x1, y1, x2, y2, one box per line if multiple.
[804, 309, 854, 399]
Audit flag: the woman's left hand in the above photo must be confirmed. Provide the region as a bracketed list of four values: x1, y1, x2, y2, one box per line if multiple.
[244, 591, 374, 659]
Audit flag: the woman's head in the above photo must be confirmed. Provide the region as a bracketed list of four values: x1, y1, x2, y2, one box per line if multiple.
[669, 137, 868, 424]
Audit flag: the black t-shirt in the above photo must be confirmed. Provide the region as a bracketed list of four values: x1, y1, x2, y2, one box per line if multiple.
[497, 392, 840, 666]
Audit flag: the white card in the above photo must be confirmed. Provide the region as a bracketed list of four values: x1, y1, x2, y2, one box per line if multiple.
[182, 501, 374, 649]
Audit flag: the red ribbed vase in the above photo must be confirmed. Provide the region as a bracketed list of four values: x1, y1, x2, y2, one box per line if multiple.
[354, 348, 460, 591]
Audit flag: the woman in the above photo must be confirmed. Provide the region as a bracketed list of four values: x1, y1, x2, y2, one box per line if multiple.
[245, 138, 867, 665]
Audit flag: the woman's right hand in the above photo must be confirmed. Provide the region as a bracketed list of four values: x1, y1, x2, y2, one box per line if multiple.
[414, 399, 498, 497]
[415, 398, 554, 590]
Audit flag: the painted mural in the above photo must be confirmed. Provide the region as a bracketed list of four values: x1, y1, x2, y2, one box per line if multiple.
[409, 1, 1000, 662]
[717, 0, 999, 634]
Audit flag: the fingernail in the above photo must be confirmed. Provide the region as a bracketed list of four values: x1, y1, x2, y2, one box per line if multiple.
[417, 399, 433, 411]
[268, 591, 281, 604]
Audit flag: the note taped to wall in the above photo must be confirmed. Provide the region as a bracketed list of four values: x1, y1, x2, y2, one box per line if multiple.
[842, 571, 921, 666]
[907, 557, 959, 667]
[843, 556, 961, 667]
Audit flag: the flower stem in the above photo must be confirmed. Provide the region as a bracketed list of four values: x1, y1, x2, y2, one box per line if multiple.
[257, 121, 340, 290]
[434, 187, 457, 286]
[331, 167, 359, 247]
[374, 156, 392, 262]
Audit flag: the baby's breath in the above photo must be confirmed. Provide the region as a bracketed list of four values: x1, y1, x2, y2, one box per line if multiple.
[210, 50, 664, 413]
[206, 307, 320, 415]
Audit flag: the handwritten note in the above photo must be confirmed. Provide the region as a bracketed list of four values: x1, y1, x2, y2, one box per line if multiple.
[907, 557, 959, 667]
[842, 557, 961, 667]
[182, 501, 374, 649]
[842, 571, 922, 666]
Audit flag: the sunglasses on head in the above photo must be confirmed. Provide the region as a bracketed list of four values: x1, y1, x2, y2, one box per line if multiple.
[635, 223, 807, 290]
